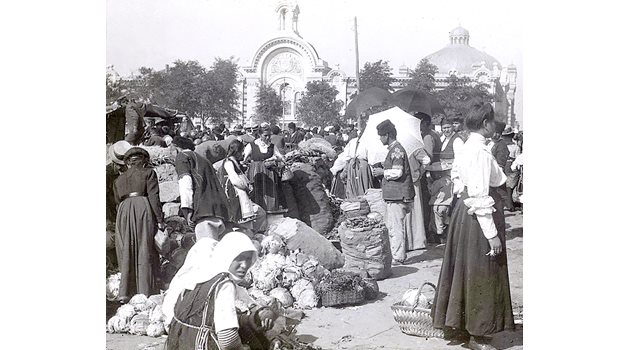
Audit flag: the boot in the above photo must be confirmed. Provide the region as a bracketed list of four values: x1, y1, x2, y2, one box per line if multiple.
[468, 336, 497, 350]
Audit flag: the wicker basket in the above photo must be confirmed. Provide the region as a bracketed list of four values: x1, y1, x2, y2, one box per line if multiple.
[391, 282, 444, 338]
[321, 289, 365, 307]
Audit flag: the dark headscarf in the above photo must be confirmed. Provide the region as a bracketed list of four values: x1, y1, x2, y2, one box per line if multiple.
[376, 119, 397, 137]
[172, 136, 196, 151]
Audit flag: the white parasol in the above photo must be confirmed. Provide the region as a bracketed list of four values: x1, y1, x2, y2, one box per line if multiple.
[357, 106, 425, 165]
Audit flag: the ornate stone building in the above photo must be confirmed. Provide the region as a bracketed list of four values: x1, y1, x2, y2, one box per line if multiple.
[236, 2, 517, 128]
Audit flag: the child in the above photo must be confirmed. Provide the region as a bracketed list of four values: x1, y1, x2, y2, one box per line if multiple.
[426, 162, 454, 244]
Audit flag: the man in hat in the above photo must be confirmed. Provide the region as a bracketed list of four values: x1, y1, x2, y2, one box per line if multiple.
[286, 122, 304, 152]
[377, 119, 415, 265]
[439, 117, 464, 162]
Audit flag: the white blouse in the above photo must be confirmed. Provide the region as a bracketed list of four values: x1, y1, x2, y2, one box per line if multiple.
[330, 138, 369, 175]
[451, 132, 507, 239]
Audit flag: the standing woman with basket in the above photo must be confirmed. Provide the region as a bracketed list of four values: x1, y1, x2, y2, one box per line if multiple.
[113, 147, 165, 303]
[243, 123, 287, 214]
[431, 103, 514, 350]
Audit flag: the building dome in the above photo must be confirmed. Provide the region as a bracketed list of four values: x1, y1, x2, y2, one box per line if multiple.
[424, 26, 501, 75]
[450, 26, 469, 37]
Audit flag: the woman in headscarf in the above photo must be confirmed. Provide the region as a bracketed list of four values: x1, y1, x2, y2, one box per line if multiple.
[329, 123, 373, 200]
[217, 140, 256, 227]
[165, 232, 275, 350]
[113, 147, 164, 303]
[173, 136, 230, 241]
[431, 104, 514, 350]
[243, 123, 287, 214]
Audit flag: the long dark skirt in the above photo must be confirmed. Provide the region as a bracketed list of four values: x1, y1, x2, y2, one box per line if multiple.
[345, 158, 373, 200]
[431, 188, 514, 336]
[330, 171, 346, 199]
[248, 161, 285, 214]
[115, 197, 159, 299]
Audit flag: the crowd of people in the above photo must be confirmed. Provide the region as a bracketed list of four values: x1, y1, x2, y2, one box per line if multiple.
[107, 102, 523, 350]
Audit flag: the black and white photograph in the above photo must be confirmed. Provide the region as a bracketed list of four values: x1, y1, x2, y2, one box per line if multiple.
[104, 1, 523, 349]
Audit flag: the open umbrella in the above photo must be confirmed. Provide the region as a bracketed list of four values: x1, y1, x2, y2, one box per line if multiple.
[344, 87, 392, 118]
[389, 88, 444, 117]
[358, 106, 425, 165]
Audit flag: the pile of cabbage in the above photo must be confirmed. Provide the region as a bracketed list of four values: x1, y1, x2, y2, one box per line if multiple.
[245, 234, 330, 310]
[106, 294, 168, 337]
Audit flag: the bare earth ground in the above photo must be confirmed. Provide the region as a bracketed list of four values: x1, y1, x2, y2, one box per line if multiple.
[106, 211, 523, 350]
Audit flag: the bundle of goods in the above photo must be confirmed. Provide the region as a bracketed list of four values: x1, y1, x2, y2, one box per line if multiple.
[338, 214, 392, 280]
[194, 139, 227, 164]
[288, 162, 334, 235]
[139, 145, 177, 166]
[266, 217, 344, 270]
[391, 282, 444, 338]
[107, 293, 168, 337]
[339, 198, 370, 218]
[245, 234, 330, 310]
[157, 216, 196, 289]
[296, 138, 337, 161]
[315, 269, 379, 307]
[360, 189, 387, 218]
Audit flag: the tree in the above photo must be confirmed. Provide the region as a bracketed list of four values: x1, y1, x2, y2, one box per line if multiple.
[254, 83, 283, 125]
[106, 66, 128, 104]
[359, 60, 395, 92]
[296, 80, 343, 127]
[436, 75, 494, 119]
[406, 58, 438, 93]
[204, 57, 240, 126]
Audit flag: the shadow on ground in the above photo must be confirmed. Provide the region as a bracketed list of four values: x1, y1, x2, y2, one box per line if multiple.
[405, 245, 446, 264]
[388, 265, 419, 279]
[492, 325, 523, 349]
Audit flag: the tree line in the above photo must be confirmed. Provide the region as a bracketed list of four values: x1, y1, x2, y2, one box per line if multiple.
[107, 57, 495, 129]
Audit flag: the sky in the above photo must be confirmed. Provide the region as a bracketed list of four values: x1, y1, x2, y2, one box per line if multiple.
[106, 0, 523, 124]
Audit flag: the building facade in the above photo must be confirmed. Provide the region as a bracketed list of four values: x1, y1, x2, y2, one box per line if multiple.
[237, 2, 517, 129]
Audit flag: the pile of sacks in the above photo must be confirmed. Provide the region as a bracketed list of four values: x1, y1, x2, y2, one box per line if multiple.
[140, 145, 182, 218]
[245, 235, 330, 310]
[106, 294, 168, 337]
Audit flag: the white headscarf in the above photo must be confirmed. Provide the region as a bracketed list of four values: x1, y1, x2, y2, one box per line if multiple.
[163, 231, 258, 324]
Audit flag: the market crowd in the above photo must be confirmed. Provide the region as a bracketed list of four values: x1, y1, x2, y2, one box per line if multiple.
[106, 100, 523, 350]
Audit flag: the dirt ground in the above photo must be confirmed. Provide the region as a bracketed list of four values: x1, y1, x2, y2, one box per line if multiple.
[106, 211, 523, 350]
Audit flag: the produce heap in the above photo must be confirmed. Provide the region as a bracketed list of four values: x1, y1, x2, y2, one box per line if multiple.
[107, 294, 168, 337]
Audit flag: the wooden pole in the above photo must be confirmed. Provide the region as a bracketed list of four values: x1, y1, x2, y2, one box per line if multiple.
[354, 16, 361, 132]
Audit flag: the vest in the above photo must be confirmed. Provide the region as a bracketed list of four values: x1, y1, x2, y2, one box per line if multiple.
[382, 142, 415, 202]
[440, 134, 462, 160]
[423, 130, 442, 162]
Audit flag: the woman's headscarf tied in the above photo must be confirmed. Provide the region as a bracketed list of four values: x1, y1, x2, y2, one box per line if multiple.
[162, 231, 257, 324]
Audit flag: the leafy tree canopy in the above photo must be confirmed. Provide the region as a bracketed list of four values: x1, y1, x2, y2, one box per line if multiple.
[359, 60, 395, 92]
[254, 83, 283, 125]
[296, 80, 343, 128]
[406, 58, 438, 93]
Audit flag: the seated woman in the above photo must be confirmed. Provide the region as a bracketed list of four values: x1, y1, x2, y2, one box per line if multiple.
[165, 232, 275, 350]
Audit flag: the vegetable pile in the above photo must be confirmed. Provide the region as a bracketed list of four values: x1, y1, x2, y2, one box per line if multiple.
[107, 293, 168, 337]
[245, 234, 331, 309]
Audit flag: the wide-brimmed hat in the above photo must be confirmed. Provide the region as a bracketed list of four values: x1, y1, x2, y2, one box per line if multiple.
[123, 147, 150, 161]
[425, 161, 453, 172]
[502, 126, 515, 136]
[108, 140, 132, 165]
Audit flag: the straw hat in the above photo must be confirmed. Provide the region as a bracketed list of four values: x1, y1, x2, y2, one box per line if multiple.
[108, 140, 132, 165]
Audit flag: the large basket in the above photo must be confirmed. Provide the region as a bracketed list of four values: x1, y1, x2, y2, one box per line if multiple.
[321, 289, 365, 307]
[391, 282, 444, 338]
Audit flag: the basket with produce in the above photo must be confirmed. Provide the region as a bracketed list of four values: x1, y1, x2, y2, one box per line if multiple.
[391, 282, 444, 338]
[316, 270, 366, 307]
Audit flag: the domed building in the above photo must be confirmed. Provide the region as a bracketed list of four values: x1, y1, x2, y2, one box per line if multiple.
[421, 26, 518, 127]
[235, 3, 517, 128]
[238, 0, 352, 128]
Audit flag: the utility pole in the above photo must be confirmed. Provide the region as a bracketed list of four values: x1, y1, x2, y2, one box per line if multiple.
[354, 16, 362, 131]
